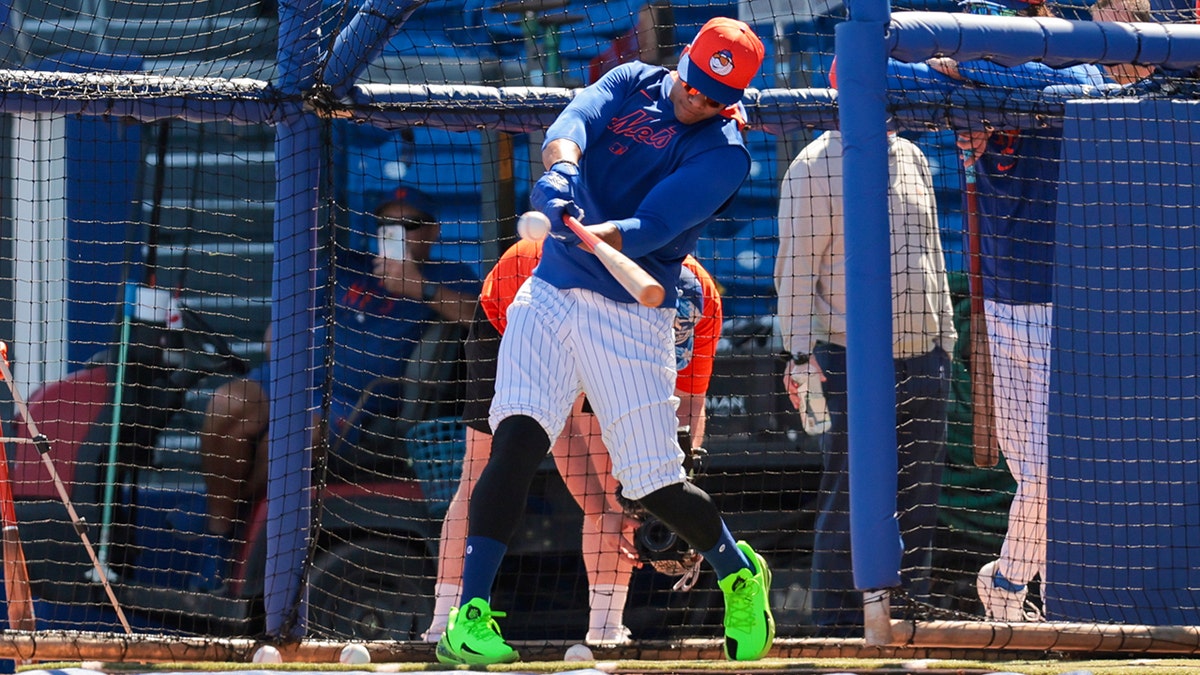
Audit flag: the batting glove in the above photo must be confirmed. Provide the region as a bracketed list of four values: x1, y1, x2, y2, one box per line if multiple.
[531, 161, 584, 212]
[544, 200, 584, 247]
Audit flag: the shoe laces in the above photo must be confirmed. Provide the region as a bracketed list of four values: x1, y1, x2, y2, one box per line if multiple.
[724, 572, 761, 630]
[462, 605, 507, 642]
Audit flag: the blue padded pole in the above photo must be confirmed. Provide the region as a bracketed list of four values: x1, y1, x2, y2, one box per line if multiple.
[837, 2, 903, 596]
[265, 0, 323, 640]
[323, 0, 426, 99]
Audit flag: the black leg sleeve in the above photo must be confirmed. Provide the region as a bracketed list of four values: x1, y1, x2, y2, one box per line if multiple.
[636, 481, 723, 552]
[467, 414, 551, 543]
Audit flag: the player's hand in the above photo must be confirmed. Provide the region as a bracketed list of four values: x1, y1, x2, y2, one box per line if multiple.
[531, 163, 585, 228]
[545, 204, 585, 247]
[594, 512, 641, 566]
[783, 365, 801, 411]
[530, 162, 579, 207]
[785, 360, 822, 412]
[957, 131, 990, 167]
[927, 57, 964, 81]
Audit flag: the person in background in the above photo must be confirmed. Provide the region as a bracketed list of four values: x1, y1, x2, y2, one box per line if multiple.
[1090, 0, 1157, 83]
[424, 238, 722, 646]
[774, 125, 957, 636]
[927, 0, 1105, 622]
[195, 186, 478, 592]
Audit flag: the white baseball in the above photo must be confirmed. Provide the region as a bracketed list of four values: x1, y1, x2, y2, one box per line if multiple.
[251, 645, 282, 664]
[563, 643, 593, 662]
[339, 643, 371, 665]
[517, 211, 551, 242]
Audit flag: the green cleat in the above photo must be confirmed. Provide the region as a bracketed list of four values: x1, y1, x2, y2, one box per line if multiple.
[718, 541, 775, 661]
[435, 597, 519, 665]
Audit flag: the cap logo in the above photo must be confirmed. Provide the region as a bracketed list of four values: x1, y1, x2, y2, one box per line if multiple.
[709, 50, 734, 77]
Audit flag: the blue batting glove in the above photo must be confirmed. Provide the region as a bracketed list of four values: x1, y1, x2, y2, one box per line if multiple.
[544, 199, 584, 247]
[530, 161, 583, 214]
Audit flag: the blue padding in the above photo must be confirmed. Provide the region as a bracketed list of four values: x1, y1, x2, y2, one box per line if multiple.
[838, 15, 904, 594]
[889, 12, 1200, 71]
[1046, 99, 1200, 624]
[751, 87, 841, 136]
[323, 0, 425, 97]
[349, 84, 575, 133]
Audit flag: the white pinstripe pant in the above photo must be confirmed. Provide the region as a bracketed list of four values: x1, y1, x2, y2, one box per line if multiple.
[489, 277, 687, 500]
[987, 299, 1052, 587]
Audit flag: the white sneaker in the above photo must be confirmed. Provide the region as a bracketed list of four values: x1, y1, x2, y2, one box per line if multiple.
[585, 624, 632, 646]
[422, 623, 446, 644]
[977, 561, 1042, 622]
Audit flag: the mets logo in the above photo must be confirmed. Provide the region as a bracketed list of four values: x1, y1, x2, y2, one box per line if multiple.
[709, 50, 735, 77]
[607, 110, 677, 149]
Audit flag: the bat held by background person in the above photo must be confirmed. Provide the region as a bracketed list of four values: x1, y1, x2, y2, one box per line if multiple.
[963, 149, 1000, 468]
[561, 214, 666, 308]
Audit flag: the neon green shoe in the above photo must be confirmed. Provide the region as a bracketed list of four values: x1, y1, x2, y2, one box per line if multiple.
[435, 597, 519, 665]
[718, 541, 775, 661]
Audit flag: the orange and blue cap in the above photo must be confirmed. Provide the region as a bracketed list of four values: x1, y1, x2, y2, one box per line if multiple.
[676, 17, 765, 106]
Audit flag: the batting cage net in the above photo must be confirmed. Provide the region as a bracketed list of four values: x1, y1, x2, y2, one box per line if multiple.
[0, 0, 1198, 664]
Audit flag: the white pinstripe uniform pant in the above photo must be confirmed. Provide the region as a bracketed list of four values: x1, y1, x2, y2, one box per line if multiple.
[986, 299, 1052, 587]
[489, 276, 687, 500]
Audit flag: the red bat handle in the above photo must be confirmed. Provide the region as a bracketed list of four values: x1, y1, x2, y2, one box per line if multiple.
[562, 214, 603, 252]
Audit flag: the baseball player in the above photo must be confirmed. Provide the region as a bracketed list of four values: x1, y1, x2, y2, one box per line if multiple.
[424, 239, 722, 647]
[436, 17, 772, 665]
[928, 0, 1104, 622]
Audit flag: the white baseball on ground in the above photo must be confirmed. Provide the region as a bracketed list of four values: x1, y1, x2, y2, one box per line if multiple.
[339, 643, 371, 665]
[517, 211, 551, 241]
[563, 643, 593, 661]
[251, 645, 282, 664]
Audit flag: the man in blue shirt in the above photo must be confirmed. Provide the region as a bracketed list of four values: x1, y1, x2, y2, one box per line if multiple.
[437, 17, 774, 665]
[194, 186, 478, 593]
[928, 0, 1105, 623]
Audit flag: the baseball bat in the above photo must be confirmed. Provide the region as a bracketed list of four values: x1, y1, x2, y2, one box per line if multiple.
[963, 153, 1000, 468]
[562, 215, 666, 308]
[93, 121, 174, 582]
[0, 343, 133, 633]
[0, 435, 35, 632]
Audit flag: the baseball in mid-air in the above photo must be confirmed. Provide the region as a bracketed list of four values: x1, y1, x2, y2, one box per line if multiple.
[251, 645, 283, 664]
[563, 643, 594, 662]
[339, 643, 371, 665]
[517, 211, 551, 242]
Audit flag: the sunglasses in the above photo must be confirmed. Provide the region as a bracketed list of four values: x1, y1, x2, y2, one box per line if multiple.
[680, 81, 725, 110]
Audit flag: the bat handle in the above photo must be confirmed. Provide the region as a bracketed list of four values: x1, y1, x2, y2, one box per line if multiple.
[562, 214, 603, 252]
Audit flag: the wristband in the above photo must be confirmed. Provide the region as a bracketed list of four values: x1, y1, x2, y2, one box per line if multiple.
[550, 159, 579, 172]
[422, 282, 438, 302]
